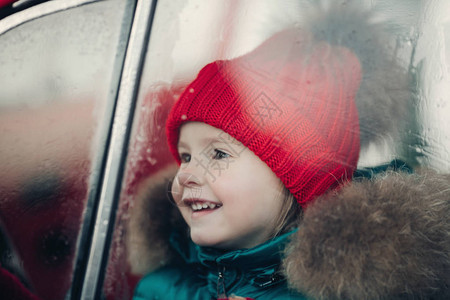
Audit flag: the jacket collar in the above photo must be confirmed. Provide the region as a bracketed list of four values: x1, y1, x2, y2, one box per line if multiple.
[200, 230, 295, 265]
[169, 229, 297, 288]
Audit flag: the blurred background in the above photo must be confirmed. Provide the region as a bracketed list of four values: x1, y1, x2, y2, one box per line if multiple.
[0, 0, 449, 299]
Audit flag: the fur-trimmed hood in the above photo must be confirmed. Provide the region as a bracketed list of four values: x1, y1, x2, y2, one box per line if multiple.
[284, 170, 450, 299]
[128, 167, 450, 299]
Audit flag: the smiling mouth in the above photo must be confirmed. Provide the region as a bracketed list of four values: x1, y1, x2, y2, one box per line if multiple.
[183, 199, 222, 211]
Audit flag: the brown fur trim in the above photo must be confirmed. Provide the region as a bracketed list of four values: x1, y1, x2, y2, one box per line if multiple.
[284, 170, 450, 299]
[126, 165, 186, 275]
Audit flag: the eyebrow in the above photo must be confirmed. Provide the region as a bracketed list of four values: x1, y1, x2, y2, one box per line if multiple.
[177, 140, 189, 149]
[178, 136, 238, 149]
[202, 136, 233, 145]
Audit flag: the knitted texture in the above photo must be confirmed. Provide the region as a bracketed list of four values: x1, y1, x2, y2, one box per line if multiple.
[166, 29, 362, 207]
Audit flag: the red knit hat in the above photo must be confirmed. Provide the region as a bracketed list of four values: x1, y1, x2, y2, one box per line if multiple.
[166, 29, 362, 207]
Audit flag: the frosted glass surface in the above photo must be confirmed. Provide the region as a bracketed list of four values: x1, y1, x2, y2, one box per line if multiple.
[104, 0, 450, 299]
[0, 1, 128, 299]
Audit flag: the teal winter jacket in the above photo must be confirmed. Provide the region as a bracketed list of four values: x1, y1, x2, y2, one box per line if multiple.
[133, 230, 306, 300]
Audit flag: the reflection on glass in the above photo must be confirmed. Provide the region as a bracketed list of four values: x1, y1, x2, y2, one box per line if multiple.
[410, 1, 450, 171]
[0, 1, 128, 299]
[105, 0, 450, 299]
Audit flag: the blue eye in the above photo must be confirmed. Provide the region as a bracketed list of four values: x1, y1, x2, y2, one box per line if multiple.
[213, 149, 230, 160]
[180, 153, 191, 163]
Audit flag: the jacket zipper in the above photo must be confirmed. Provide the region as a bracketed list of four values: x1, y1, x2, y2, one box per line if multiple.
[216, 265, 227, 299]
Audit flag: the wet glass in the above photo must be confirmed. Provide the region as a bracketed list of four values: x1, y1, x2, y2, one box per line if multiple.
[103, 0, 450, 299]
[0, 0, 131, 299]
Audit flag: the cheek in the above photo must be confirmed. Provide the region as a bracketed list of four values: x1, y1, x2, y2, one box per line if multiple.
[170, 176, 183, 203]
[223, 168, 280, 198]
[225, 172, 284, 217]
[214, 174, 277, 207]
[211, 173, 253, 198]
[178, 205, 191, 224]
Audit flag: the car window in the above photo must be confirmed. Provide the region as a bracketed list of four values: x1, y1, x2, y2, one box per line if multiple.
[101, 0, 450, 299]
[0, 0, 133, 299]
[2, 0, 450, 299]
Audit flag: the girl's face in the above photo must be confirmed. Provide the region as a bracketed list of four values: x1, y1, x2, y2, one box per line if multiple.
[171, 122, 285, 250]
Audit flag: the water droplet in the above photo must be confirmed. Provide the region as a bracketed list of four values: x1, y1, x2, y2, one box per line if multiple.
[181, 115, 187, 120]
[189, 88, 195, 93]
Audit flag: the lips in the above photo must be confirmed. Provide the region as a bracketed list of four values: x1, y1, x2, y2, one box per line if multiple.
[182, 198, 222, 211]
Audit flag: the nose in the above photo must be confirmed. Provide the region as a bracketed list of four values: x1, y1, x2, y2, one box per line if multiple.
[171, 170, 204, 205]
[176, 171, 202, 187]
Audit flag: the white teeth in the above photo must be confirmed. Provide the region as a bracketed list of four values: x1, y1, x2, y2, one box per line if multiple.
[189, 202, 220, 211]
[190, 203, 202, 211]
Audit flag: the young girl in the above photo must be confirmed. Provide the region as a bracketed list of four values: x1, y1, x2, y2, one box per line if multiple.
[130, 8, 450, 300]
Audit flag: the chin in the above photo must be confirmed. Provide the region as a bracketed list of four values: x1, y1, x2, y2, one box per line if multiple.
[191, 233, 218, 247]
[190, 233, 232, 249]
